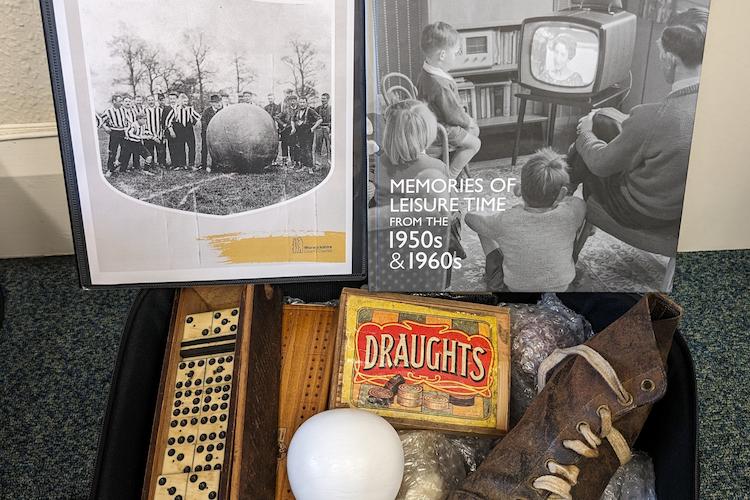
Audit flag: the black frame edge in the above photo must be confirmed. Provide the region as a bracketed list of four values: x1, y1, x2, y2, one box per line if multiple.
[39, 0, 94, 288]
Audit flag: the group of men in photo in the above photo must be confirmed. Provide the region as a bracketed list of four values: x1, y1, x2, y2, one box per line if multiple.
[96, 88, 332, 177]
[267, 91, 331, 172]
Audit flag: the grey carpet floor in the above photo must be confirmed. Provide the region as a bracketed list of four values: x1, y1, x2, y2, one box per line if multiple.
[0, 253, 747, 499]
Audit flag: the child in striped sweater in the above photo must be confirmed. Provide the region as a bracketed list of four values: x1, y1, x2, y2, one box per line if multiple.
[121, 113, 154, 172]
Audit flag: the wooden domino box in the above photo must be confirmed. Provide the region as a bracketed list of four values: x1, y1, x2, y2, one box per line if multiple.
[143, 285, 282, 500]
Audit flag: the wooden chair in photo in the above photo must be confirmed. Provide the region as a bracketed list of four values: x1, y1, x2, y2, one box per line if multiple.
[583, 197, 679, 290]
[381, 72, 419, 106]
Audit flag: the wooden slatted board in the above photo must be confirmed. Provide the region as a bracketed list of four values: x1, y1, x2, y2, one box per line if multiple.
[275, 303, 339, 500]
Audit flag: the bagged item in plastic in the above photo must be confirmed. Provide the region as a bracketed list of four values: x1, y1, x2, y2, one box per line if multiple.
[600, 452, 657, 500]
[397, 432, 496, 500]
[283, 296, 339, 307]
[446, 436, 496, 474]
[507, 293, 594, 426]
[398, 432, 465, 500]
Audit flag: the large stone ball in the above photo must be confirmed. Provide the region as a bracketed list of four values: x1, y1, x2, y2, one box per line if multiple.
[207, 103, 278, 173]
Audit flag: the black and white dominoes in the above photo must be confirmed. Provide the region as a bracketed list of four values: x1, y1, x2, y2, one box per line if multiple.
[153, 309, 239, 499]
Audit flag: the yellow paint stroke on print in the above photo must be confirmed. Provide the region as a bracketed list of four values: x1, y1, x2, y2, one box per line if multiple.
[202, 231, 346, 264]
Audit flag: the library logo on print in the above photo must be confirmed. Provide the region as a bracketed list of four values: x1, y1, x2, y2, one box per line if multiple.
[79, 0, 335, 216]
[368, 0, 710, 293]
[292, 237, 305, 254]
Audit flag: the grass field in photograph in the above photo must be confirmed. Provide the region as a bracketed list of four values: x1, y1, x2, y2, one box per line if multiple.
[97, 130, 331, 215]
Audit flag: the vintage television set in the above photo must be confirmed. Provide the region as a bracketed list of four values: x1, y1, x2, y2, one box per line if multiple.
[518, 8, 637, 96]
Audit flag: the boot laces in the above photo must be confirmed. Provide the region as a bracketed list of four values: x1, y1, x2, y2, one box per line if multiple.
[531, 345, 634, 500]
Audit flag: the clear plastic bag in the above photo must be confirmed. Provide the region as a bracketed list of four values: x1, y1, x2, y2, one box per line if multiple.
[445, 435, 495, 474]
[397, 431, 496, 500]
[600, 451, 657, 500]
[506, 294, 594, 426]
[283, 296, 339, 307]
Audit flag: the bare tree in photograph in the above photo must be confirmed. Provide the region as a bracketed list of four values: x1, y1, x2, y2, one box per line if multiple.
[184, 33, 214, 109]
[140, 44, 163, 97]
[282, 38, 323, 98]
[178, 76, 199, 96]
[109, 32, 145, 97]
[232, 53, 256, 94]
[140, 44, 185, 96]
[159, 60, 182, 93]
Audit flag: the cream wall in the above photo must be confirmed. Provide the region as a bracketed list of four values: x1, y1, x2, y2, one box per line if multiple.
[679, 0, 748, 252]
[0, 0, 56, 126]
[0, 0, 70, 258]
[0, 0, 747, 258]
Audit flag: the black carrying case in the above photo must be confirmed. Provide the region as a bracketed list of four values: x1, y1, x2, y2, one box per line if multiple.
[90, 288, 698, 500]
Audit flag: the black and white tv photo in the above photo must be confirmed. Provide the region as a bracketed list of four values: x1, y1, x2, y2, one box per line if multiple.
[366, 0, 711, 293]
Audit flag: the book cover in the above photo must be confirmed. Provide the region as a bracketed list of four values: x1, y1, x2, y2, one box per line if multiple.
[367, 0, 711, 292]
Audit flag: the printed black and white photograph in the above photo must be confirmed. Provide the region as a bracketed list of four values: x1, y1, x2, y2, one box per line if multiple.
[82, 0, 335, 215]
[367, 0, 711, 292]
[43, 0, 355, 286]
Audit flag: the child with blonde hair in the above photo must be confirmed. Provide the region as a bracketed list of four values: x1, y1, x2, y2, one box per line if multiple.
[373, 99, 449, 207]
[465, 148, 586, 292]
[373, 99, 466, 260]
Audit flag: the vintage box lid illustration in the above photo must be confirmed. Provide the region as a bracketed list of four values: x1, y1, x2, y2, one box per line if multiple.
[331, 289, 511, 435]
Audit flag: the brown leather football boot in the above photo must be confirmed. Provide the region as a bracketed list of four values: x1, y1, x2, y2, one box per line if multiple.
[450, 294, 682, 500]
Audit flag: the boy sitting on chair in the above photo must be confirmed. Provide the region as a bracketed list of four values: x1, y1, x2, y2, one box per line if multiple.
[417, 21, 481, 179]
[465, 148, 586, 292]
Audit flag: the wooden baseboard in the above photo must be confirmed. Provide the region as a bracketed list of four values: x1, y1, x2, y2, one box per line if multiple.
[0, 122, 58, 142]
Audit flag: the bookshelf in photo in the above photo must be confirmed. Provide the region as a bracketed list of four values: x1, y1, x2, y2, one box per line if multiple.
[370, 0, 552, 151]
[497, 28, 520, 68]
[426, 0, 553, 132]
[458, 79, 546, 128]
[453, 25, 547, 130]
